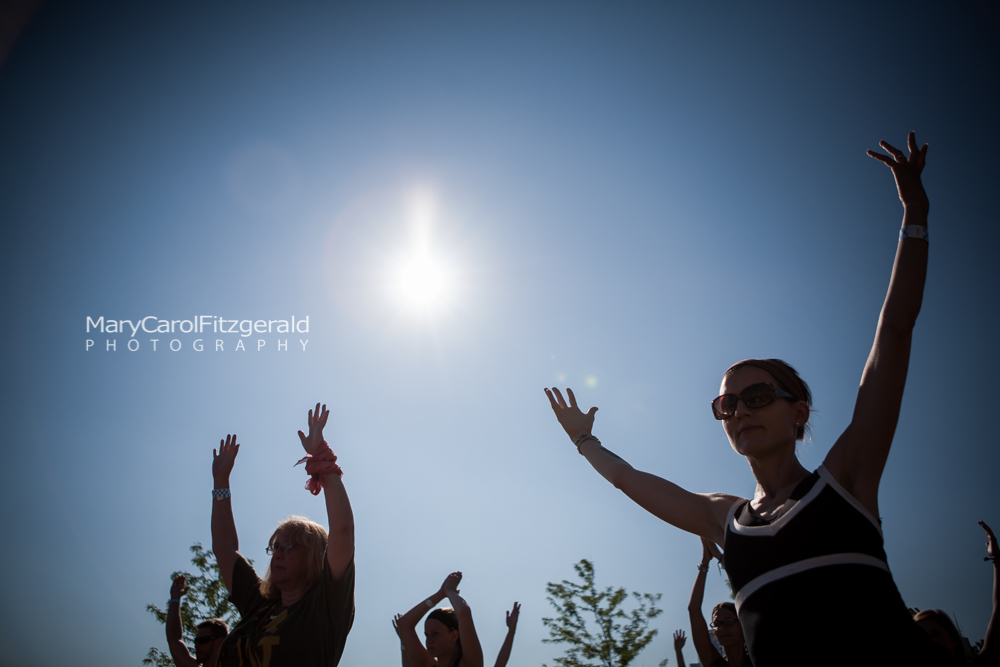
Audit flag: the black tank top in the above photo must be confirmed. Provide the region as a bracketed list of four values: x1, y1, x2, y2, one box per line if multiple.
[723, 466, 950, 667]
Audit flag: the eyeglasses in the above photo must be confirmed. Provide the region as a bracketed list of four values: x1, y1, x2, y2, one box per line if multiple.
[194, 636, 218, 645]
[711, 382, 795, 420]
[710, 618, 740, 629]
[266, 540, 296, 556]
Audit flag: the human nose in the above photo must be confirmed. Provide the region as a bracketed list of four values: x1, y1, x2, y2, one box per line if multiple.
[732, 395, 753, 417]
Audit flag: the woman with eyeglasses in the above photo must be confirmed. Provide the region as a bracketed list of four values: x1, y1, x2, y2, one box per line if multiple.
[686, 539, 750, 667]
[392, 571, 485, 667]
[545, 133, 950, 666]
[210, 403, 355, 667]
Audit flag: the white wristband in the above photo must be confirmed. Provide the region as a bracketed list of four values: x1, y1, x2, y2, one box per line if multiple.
[425, 597, 435, 608]
[899, 225, 928, 242]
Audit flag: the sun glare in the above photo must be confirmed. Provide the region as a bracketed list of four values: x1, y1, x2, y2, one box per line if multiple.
[384, 190, 460, 315]
[392, 250, 454, 311]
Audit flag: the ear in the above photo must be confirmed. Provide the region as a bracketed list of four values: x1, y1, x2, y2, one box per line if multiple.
[793, 400, 810, 437]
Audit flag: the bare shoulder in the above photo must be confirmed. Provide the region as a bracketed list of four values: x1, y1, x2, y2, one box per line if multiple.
[700, 492, 746, 544]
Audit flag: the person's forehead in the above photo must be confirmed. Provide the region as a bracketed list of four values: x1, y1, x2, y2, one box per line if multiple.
[713, 607, 738, 620]
[720, 366, 775, 394]
[195, 628, 213, 637]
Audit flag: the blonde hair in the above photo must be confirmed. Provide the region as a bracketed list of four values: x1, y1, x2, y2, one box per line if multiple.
[259, 515, 328, 600]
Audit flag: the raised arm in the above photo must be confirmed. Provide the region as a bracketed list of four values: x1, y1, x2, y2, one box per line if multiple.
[211, 434, 240, 592]
[297, 403, 355, 580]
[687, 540, 724, 667]
[165, 576, 199, 667]
[673, 630, 687, 667]
[442, 572, 484, 667]
[824, 132, 929, 514]
[393, 614, 416, 667]
[544, 387, 739, 545]
[493, 602, 520, 667]
[978, 520, 999, 664]
[395, 578, 453, 667]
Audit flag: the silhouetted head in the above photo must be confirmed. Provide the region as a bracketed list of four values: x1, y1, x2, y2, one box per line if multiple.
[710, 602, 744, 655]
[260, 515, 328, 600]
[194, 618, 228, 663]
[718, 359, 812, 459]
[914, 610, 964, 661]
[425, 608, 462, 663]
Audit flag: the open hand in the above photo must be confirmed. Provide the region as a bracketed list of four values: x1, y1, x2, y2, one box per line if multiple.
[867, 131, 929, 213]
[297, 403, 329, 455]
[212, 434, 239, 481]
[440, 571, 462, 596]
[170, 575, 188, 599]
[544, 387, 598, 442]
[392, 613, 404, 638]
[506, 602, 520, 630]
[673, 629, 686, 651]
[980, 520, 997, 560]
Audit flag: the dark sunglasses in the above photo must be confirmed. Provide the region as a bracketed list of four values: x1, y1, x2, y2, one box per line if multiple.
[711, 382, 795, 420]
[194, 636, 218, 645]
[710, 617, 740, 629]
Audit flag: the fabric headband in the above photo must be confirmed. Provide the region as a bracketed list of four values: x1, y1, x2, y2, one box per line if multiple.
[726, 359, 806, 403]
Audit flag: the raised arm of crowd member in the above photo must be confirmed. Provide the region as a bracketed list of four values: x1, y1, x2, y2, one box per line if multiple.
[687, 540, 723, 667]
[823, 131, 930, 516]
[396, 572, 485, 667]
[394, 614, 415, 667]
[211, 434, 240, 591]
[544, 387, 739, 546]
[166, 575, 199, 667]
[913, 522, 999, 666]
[493, 602, 520, 667]
[297, 403, 355, 579]
[165, 576, 228, 667]
[673, 630, 687, 667]
[979, 520, 998, 665]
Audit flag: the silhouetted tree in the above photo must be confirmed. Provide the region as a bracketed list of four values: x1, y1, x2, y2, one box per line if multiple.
[543, 559, 667, 667]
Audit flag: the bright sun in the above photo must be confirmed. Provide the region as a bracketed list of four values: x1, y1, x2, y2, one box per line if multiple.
[392, 249, 454, 311]
[386, 191, 458, 314]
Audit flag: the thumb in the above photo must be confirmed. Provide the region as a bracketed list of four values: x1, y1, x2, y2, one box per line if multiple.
[298, 430, 307, 445]
[587, 407, 598, 416]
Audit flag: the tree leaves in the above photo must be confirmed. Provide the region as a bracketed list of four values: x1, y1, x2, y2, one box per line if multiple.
[542, 559, 666, 667]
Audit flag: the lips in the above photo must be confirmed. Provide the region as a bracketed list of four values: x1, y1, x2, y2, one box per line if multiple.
[738, 425, 761, 436]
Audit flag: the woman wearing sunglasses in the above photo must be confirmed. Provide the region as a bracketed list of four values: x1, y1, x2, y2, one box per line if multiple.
[545, 133, 948, 666]
[210, 404, 355, 667]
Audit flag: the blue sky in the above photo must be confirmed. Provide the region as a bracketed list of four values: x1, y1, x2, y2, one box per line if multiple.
[1, 2, 998, 665]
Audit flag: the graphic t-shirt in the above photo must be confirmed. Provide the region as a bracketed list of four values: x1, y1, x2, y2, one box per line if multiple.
[217, 552, 355, 667]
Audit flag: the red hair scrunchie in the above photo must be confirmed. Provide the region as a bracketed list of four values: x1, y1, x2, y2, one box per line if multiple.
[294, 440, 343, 495]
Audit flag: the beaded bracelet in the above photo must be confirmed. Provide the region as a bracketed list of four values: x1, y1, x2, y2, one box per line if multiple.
[212, 488, 231, 500]
[573, 433, 601, 453]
